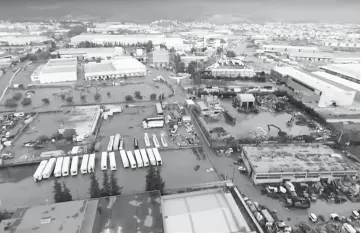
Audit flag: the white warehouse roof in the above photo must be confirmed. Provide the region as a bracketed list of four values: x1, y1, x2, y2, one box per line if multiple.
[273, 66, 345, 93]
[312, 71, 360, 92]
[320, 64, 360, 81]
[263, 44, 319, 51]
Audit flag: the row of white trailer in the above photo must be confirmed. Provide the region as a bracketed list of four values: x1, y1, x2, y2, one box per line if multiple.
[33, 148, 163, 182]
[107, 133, 167, 152]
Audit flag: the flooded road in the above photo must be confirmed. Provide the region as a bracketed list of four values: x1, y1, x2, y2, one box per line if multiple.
[0, 149, 220, 210]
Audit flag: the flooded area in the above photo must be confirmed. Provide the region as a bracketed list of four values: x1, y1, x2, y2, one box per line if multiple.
[204, 100, 311, 138]
[0, 149, 220, 210]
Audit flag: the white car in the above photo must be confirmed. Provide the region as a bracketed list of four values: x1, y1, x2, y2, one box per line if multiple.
[351, 210, 360, 220]
[309, 213, 318, 222]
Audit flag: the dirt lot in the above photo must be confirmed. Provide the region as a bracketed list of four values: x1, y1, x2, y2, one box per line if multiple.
[0, 148, 220, 209]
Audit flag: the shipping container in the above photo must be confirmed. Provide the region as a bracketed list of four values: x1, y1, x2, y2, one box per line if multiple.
[120, 150, 129, 168]
[107, 136, 114, 152]
[33, 160, 48, 182]
[71, 156, 79, 176]
[126, 151, 137, 169]
[54, 157, 64, 178]
[88, 153, 95, 173]
[140, 149, 149, 167]
[41, 158, 56, 179]
[146, 148, 156, 166]
[61, 156, 71, 177]
[80, 154, 89, 174]
[101, 152, 108, 170]
[113, 134, 121, 151]
[109, 152, 117, 171]
[134, 150, 143, 168]
[152, 148, 163, 165]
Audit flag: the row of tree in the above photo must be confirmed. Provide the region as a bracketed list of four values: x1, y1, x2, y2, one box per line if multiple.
[53, 165, 165, 203]
[76, 40, 154, 52]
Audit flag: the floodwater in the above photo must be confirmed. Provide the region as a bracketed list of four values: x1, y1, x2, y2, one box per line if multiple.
[0, 149, 220, 210]
[205, 110, 311, 138]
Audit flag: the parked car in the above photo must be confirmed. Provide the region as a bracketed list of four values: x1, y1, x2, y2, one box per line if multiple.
[309, 213, 318, 222]
[330, 213, 340, 221]
[351, 210, 360, 220]
[238, 166, 247, 173]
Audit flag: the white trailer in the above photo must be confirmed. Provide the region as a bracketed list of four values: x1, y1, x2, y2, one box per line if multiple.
[61, 156, 71, 177]
[144, 133, 151, 147]
[33, 160, 48, 182]
[81, 154, 89, 174]
[113, 134, 121, 151]
[140, 149, 149, 167]
[119, 138, 124, 150]
[146, 148, 157, 166]
[160, 134, 168, 147]
[71, 156, 79, 176]
[120, 150, 129, 168]
[107, 135, 114, 152]
[152, 148, 163, 165]
[54, 157, 64, 178]
[101, 152, 108, 170]
[126, 151, 137, 169]
[88, 153, 96, 173]
[152, 134, 160, 148]
[42, 158, 56, 179]
[109, 152, 117, 170]
[134, 150, 143, 168]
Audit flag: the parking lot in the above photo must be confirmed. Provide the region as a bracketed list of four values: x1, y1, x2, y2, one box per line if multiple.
[0, 148, 220, 209]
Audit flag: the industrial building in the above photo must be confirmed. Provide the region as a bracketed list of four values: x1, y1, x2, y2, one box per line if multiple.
[0, 185, 254, 233]
[149, 49, 170, 67]
[30, 58, 78, 84]
[262, 45, 319, 53]
[272, 66, 356, 107]
[0, 36, 50, 46]
[320, 64, 360, 84]
[84, 57, 146, 80]
[51, 47, 125, 60]
[206, 57, 256, 78]
[312, 71, 360, 101]
[241, 144, 358, 185]
[287, 52, 333, 63]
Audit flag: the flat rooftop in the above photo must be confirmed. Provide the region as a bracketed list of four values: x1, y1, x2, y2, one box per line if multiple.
[321, 64, 360, 80]
[0, 200, 87, 233]
[41, 65, 77, 74]
[63, 106, 101, 136]
[288, 51, 334, 58]
[96, 191, 163, 233]
[46, 58, 77, 67]
[243, 144, 357, 173]
[162, 189, 251, 233]
[274, 66, 346, 93]
[52, 47, 118, 55]
[313, 71, 360, 92]
[84, 62, 116, 74]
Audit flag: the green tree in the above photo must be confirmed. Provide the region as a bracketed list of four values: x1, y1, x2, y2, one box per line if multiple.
[42, 98, 50, 104]
[150, 93, 157, 100]
[101, 171, 111, 197]
[226, 50, 237, 57]
[145, 166, 165, 194]
[62, 182, 73, 202]
[21, 98, 32, 106]
[146, 40, 153, 53]
[65, 96, 73, 103]
[109, 172, 122, 196]
[187, 61, 197, 75]
[53, 179, 64, 203]
[89, 173, 101, 198]
[62, 128, 76, 141]
[12, 92, 22, 101]
[94, 93, 101, 101]
[4, 99, 18, 108]
[125, 95, 133, 101]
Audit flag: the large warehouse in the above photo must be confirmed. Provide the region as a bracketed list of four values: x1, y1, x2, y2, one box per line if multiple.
[241, 144, 358, 185]
[272, 66, 356, 107]
[51, 47, 124, 60]
[262, 45, 319, 53]
[84, 57, 146, 80]
[31, 58, 78, 84]
[320, 63, 360, 84]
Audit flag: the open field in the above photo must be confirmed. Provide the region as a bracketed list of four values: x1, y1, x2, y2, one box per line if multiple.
[0, 148, 220, 209]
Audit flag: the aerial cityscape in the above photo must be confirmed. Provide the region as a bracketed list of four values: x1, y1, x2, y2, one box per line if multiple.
[0, 1, 359, 233]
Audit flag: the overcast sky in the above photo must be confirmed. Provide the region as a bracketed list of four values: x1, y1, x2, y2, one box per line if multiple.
[0, 0, 359, 23]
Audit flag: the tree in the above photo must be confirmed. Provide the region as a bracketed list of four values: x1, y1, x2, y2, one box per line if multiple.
[51, 131, 62, 140]
[190, 47, 196, 54]
[0, 210, 12, 223]
[145, 166, 165, 194]
[158, 93, 165, 101]
[12, 92, 22, 101]
[65, 96, 73, 103]
[130, 52, 134, 56]
[37, 135, 49, 142]
[62, 182, 73, 202]
[179, 62, 186, 72]
[21, 98, 32, 106]
[94, 93, 101, 101]
[42, 98, 50, 104]
[4, 99, 18, 108]
[134, 91, 141, 99]
[89, 173, 101, 198]
[107, 92, 111, 97]
[226, 50, 237, 57]
[18, 84, 25, 89]
[146, 40, 153, 53]
[101, 171, 111, 197]
[125, 95, 133, 101]
[150, 93, 157, 100]
[62, 128, 76, 141]
[109, 172, 122, 196]
[60, 93, 66, 100]
[53, 179, 64, 203]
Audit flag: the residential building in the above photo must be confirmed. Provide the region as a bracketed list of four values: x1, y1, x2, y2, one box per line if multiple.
[241, 144, 358, 185]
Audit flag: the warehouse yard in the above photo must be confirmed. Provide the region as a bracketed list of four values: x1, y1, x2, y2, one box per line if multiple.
[0, 149, 220, 209]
